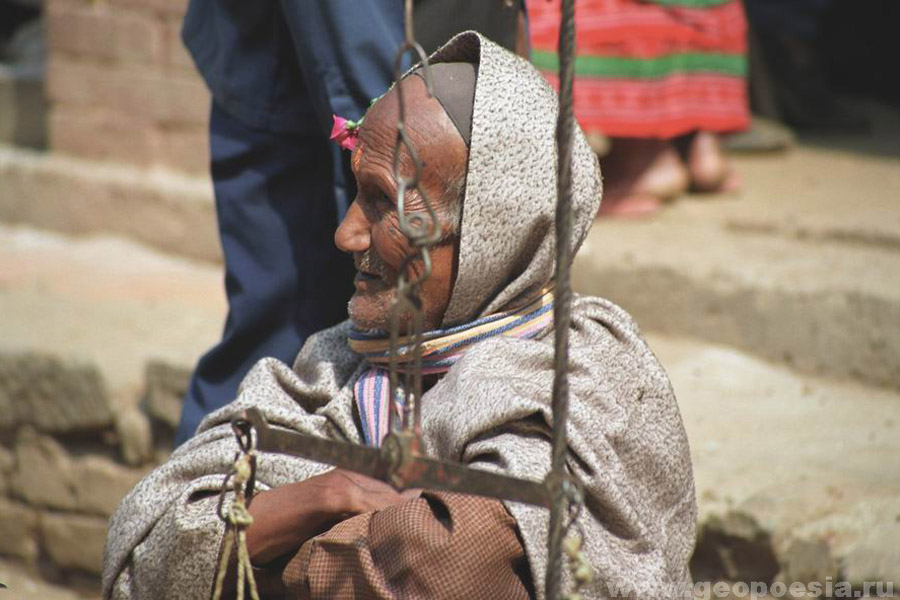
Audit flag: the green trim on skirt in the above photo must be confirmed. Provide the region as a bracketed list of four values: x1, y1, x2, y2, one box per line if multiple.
[532, 51, 747, 79]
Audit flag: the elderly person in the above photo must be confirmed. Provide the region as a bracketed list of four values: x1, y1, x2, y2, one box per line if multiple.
[103, 33, 696, 600]
[175, 0, 529, 448]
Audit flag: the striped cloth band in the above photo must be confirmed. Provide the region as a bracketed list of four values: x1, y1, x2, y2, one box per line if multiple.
[348, 288, 555, 446]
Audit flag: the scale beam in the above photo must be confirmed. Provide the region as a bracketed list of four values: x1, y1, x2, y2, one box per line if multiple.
[242, 408, 548, 507]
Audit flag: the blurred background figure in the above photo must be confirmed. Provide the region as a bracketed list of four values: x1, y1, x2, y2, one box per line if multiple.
[528, 0, 750, 216]
[0, 0, 45, 149]
[172, 1, 402, 446]
[744, 0, 861, 133]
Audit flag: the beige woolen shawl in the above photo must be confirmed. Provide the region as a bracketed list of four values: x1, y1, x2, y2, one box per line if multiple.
[102, 32, 696, 600]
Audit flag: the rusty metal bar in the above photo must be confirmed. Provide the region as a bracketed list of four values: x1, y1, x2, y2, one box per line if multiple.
[242, 408, 548, 507]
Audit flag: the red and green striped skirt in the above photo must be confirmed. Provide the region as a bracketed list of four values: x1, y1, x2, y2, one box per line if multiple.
[528, 0, 750, 138]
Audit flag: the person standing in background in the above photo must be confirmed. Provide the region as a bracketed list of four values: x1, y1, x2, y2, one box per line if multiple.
[173, 1, 405, 446]
[529, 0, 750, 216]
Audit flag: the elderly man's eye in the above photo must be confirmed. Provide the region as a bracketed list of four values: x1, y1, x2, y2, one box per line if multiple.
[376, 192, 394, 209]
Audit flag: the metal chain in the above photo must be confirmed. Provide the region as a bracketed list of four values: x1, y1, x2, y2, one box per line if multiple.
[212, 420, 260, 600]
[387, 0, 441, 442]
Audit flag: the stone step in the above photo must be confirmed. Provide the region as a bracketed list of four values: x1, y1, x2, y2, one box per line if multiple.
[574, 143, 900, 390]
[0, 557, 96, 600]
[0, 222, 221, 459]
[0, 223, 223, 402]
[651, 333, 900, 587]
[0, 144, 218, 264]
[4, 138, 899, 387]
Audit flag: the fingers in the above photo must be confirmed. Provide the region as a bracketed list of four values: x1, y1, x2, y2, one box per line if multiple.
[327, 469, 403, 513]
[333, 469, 400, 495]
[329, 470, 429, 513]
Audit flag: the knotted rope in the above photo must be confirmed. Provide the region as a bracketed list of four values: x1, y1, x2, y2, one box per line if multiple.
[212, 422, 260, 600]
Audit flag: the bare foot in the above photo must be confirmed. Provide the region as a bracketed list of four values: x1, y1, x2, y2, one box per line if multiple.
[682, 131, 741, 193]
[597, 138, 688, 218]
[601, 138, 689, 201]
[597, 193, 661, 218]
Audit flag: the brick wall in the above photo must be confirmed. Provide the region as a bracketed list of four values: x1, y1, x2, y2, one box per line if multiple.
[44, 0, 210, 174]
[0, 353, 187, 584]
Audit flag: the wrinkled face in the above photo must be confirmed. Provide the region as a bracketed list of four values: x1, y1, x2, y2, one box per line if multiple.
[334, 75, 468, 332]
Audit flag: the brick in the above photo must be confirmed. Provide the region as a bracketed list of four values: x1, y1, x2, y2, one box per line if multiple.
[152, 73, 209, 125]
[115, 408, 153, 467]
[72, 456, 146, 517]
[40, 512, 108, 574]
[44, 0, 95, 9]
[48, 57, 208, 126]
[143, 360, 191, 429]
[157, 126, 209, 174]
[0, 445, 12, 496]
[44, 0, 181, 18]
[163, 14, 194, 71]
[0, 498, 39, 561]
[0, 352, 114, 433]
[48, 104, 210, 170]
[110, 0, 188, 18]
[48, 3, 166, 64]
[9, 428, 78, 512]
[47, 56, 151, 111]
[117, 11, 166, 64]
[46, 4, 116, 61]
[49, 106, 158, 166]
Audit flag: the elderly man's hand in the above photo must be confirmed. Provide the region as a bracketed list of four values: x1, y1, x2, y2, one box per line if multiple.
[327, 468, 421, 514]
[245, 468, 418, 566]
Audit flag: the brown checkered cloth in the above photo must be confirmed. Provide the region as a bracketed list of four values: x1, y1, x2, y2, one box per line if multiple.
[229, 491, 534, 599]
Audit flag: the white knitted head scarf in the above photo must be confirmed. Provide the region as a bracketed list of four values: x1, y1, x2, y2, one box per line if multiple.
[428, 32, 602, 327]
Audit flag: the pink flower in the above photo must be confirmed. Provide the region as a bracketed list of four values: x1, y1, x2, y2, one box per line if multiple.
[330, 115, 360, 151]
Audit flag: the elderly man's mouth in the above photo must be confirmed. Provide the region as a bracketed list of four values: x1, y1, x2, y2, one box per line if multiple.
[354, 271, 387, 290]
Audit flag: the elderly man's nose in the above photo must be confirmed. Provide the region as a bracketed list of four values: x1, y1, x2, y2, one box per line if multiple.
[335, 201, 372, 253]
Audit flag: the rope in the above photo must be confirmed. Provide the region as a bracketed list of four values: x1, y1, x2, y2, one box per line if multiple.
[546, 0, 579, 598]
[212, 450, 260, 600]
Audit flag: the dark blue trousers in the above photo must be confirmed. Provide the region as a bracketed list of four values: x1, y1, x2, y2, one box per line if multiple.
[175, 0, 404, 446]
[174, 103, 357, 445]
